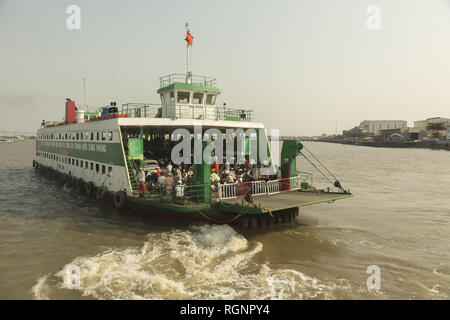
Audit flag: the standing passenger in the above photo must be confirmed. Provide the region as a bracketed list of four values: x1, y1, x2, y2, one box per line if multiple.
[164, 172, 174, 201]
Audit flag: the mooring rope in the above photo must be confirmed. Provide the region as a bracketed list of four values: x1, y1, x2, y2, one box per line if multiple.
[195, 201, 251, 224]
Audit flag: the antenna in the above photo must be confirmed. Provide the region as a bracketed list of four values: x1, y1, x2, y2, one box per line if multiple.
[83, 78, 87, 111]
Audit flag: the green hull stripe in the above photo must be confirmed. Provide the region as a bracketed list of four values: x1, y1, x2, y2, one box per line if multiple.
[37, 141, 125, 166]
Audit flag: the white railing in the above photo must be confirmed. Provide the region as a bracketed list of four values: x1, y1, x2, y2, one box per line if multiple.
[289, 176, 302, 191]
[218, 183, 237, 200]
[218, 176, 302, 200]
[266, 179, 280, 195]
[251, 180, 267, 196]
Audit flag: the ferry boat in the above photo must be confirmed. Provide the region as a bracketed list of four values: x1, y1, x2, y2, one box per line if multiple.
[34, 26, 351, 227]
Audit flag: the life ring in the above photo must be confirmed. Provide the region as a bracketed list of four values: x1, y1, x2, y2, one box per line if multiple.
[136, 108, 141, 118]
[96, 186, 106, 200]
[113, 191, 126, 208]
[86, 182, 94, 195]
[138, 181, 146, 195]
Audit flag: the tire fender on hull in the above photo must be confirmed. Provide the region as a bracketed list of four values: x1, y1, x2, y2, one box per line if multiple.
[114, 191, 126, 208]
[86, 182, 94, 196]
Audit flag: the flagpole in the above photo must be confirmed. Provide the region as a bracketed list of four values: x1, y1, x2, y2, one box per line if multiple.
[185, 23, 192, 84]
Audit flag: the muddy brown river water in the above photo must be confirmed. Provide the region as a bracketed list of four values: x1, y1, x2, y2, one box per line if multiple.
[0, 140, 448, 299]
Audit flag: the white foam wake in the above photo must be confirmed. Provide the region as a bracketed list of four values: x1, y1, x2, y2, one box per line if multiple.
[33, 224, 348, 300]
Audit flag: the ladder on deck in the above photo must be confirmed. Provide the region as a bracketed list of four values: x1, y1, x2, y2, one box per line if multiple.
[126, 157, 149, 197]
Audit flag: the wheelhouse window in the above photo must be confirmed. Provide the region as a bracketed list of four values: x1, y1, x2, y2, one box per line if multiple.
[102, 165, 105, 174]
[96, 164, 99, 173]
[102, 132, 106, 141]
[193, 93, 204, 105]
[177, 91, 190, 104]
[206, 94, 217, 105]
[170, 91, 175, 103]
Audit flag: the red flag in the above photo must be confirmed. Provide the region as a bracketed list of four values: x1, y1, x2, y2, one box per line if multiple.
[185, 31, 193, 46]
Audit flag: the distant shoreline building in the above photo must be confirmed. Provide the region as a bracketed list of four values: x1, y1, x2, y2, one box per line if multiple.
[414, 117, 450, 129]
[360, 120, 407, 136]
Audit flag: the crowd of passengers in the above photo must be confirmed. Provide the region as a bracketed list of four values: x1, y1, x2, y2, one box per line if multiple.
[135, 159, 283, 203]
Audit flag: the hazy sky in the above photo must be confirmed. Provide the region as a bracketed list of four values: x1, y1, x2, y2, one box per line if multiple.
[1, 0, 450, 136]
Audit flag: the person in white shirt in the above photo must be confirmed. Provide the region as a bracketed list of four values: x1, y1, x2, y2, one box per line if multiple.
[137, 167, 145, 183]
[175, 180, 185, 204]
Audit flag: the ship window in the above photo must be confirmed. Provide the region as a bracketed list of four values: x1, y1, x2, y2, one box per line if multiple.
[109, 132, 113, 141]
[160, 94, 165, 104]
[206, 94, 216, 105]
[90, 132, 94, 141]
[96, 163, 99, 173]
[102, 132, 106, 141]
[85, 132, 89, 140]
[102, 165, 105, 174]
[193, 93, 204, 105]
[76, 133, 79, 140]
[96, 132, 100, 141]
[170, 91, 175, 103]
[90, 162, 93, 170]
[80, 160, 83, 168]
[177, 91, 190, 104]
[73, 133, 76, 140]
[80, 133, 83, 141]
[72, 158, 75, 165]
[76, 159, 79, 167]
[65, 133, 68, 140]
